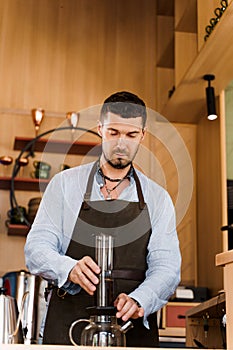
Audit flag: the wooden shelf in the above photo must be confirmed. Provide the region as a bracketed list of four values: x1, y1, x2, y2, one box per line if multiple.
[13, 137, 101, 156]
[0, 176, 49, 191]
[216, 249, 233, 267]
[161, 0, 233, 123]
[4, 136, 101, 236]
[7, 224, 30, 236]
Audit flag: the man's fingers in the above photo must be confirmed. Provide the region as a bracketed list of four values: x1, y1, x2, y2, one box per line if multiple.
[137, 308, 144, 318]
[114, 293, 143, 321]
[69, 256, 100, 295]
[83, 256, 101, 275]
[117, 304, 138, 321]
[114, 294, 126, 311]
[75, 265, 97, 294]
[79, 258, 100, 285]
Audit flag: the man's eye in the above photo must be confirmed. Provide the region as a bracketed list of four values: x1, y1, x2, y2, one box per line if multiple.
[128, 133, 138, 138]
[109, 130, 118, 136]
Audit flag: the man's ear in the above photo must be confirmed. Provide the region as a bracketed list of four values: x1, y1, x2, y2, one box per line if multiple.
[141, 127, 147, 141]
[97, 120, 103, 137]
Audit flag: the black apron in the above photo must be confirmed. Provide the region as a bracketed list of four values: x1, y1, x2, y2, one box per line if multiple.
[43, 162, 159, 347]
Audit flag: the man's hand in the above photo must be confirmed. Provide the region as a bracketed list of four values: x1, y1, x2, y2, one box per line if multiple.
[114, 293, 144, 321]
[68, 256, 100, 295]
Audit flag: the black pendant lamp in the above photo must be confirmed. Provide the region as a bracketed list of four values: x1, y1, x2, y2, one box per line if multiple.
[203, 74, 218, 121]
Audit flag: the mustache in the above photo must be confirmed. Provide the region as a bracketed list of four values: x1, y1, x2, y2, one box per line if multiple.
[113, 146, 128, 155]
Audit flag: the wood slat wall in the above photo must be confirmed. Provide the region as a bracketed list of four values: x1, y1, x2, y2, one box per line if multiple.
[0, 0, 157, 112]
[0, 0, 197, 288]
[148, 122, 197, 284]
[196, 112, 223, 296]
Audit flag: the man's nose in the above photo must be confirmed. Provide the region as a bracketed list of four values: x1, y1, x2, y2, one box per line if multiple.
[117, 136, 127, 147]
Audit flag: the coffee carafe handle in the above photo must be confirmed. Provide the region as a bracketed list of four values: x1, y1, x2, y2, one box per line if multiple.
[120, 320, 134, 333]
[69, 319, 90, 346]
[8, 291, 29, 341]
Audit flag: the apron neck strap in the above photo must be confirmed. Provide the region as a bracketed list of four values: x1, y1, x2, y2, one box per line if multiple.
[132, 168, 146, 209]
[83, 161, 98, 209]
[83, 161, 146, 209]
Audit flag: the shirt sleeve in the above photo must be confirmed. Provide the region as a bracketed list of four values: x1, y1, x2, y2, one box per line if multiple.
[129, 189, 181, 329]
[24, 172, 80, 290]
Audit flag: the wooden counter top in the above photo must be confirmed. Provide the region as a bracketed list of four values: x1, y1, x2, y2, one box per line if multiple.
[185, 292, 225, 318]
[0, 346, 197, 350]
[0, 345, 219, 350]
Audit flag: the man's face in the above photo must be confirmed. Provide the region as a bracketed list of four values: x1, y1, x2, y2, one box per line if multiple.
[98, 112, 145, 169]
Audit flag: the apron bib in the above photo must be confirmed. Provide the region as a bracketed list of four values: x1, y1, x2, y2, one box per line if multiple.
[43, 162, 159, 346]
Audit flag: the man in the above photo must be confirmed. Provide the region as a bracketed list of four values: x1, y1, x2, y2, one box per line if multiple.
[24, 91, 181, 346]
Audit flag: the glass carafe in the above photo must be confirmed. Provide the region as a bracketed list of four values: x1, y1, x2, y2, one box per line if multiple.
[69, 311, 133, 346]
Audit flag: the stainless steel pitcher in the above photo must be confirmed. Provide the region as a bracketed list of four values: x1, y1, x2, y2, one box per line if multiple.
[2, 270, 44, 344]
[0, 287, 28, 344]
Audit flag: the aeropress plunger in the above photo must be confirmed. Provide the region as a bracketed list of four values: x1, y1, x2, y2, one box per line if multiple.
[85, 233, 116, 316]
[95, 233, 114, 309]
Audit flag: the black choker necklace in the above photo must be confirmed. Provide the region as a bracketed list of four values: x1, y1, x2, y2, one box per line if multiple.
[98, 168, 127, 182]
[103, 174, 123, 182]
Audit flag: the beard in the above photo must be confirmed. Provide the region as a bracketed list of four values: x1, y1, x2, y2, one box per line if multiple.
[102, 145, 139, 169]
[106, 156, 132, 169]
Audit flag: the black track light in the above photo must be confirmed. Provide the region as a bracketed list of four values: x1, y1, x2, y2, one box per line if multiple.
[203, 74, 218, 120]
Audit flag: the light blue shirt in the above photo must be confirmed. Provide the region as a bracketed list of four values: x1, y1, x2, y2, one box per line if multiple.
[24, 161, 181, 328]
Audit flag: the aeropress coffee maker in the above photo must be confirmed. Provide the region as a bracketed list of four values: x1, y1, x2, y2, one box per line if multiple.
[69, 233, 133, 346]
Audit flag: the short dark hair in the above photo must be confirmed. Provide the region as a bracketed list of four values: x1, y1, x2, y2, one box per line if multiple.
[100, 91, 147, 128]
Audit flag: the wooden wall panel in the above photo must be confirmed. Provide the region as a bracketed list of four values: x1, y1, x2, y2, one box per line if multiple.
[197, 114, 223, 296]
[148, 122, 197, 285]
[175, 32, 197, 87]
[155, 66, 174, 113]
[0, 0, 157, 112]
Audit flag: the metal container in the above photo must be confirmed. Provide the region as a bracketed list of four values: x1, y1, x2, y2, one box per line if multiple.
[2, 270, 45, 344]
[0, 287, 24, 344]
